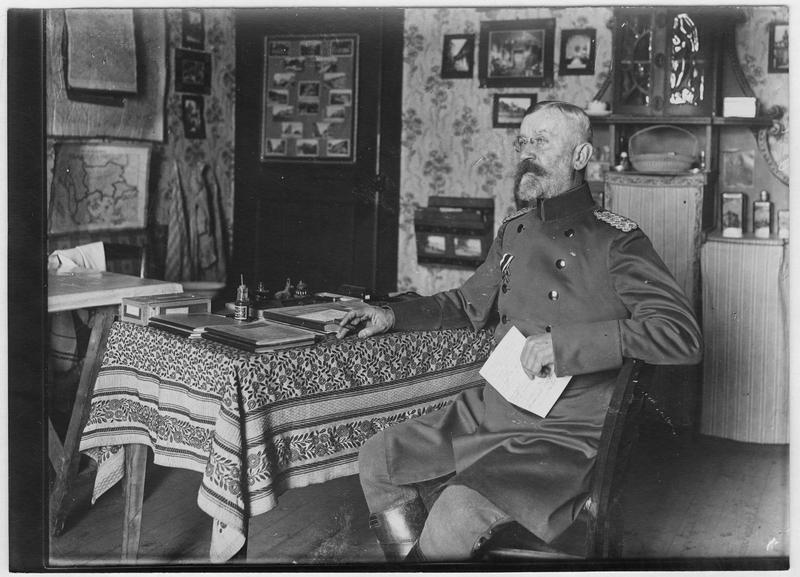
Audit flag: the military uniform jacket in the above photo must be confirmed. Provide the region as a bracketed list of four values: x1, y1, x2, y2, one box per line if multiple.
[381, 183, 702, 542]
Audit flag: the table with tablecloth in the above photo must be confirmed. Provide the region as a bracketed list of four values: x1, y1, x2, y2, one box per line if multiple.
[79, 321, 493, 562]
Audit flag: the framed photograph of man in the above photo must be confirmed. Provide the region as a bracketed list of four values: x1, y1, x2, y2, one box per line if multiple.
[492, 93, 537, 128]
[441, 34, 475, 79]
[559, 29, 596, 76]
[478, 19, 555, 88]
[768, 22, 789, 73]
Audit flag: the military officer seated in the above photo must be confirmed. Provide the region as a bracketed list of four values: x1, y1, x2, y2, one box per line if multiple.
[337, 100, 702, 562]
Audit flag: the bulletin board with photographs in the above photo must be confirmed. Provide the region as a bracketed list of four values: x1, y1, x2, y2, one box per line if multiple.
[261, 34, 358, 162]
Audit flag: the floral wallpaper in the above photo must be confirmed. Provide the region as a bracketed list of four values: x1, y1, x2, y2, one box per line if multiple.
[398, 7, 615, 294]
[156, 9, 236, 283]
[397, 6, 790, 295]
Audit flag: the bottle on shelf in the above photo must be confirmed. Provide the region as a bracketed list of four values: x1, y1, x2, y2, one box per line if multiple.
[698, 150, 706, 171]
[753, 190, 773, 239]
[619, 151, 631, 171]
[234, 274, 250, 321]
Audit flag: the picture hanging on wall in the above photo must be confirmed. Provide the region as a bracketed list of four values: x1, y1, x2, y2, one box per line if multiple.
[492, 93, 537, 128]
[174, 49, 211, 94]
[441, 34, 475, 79]
[721, 149, 755, 189]
[558, 28, 596, 76]
[181, 94, 206, 139]
[768, 22, 789, 73]
[261, 34, 358, 162]
[478, 19, 555, 88]
[182, 9, 205, 50]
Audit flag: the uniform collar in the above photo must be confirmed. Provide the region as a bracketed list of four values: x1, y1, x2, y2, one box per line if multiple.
[535, 182, 595, 222]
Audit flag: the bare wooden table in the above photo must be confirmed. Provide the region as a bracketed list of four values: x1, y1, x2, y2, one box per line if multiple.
[48, 268, 182, 535]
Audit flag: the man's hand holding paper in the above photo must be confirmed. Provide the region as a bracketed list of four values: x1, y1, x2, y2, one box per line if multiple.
[479, 326, 572, 418]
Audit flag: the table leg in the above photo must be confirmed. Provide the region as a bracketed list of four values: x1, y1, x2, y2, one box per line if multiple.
[122, 443, 148, 563]
[49, 306, 116, 536]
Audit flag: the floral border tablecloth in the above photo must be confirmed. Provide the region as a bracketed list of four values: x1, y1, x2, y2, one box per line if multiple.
[80, 321, 493, 561]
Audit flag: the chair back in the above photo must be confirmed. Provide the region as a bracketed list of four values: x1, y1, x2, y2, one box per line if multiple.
[585, 358, 648, 557]
[104, 243, 146, 278]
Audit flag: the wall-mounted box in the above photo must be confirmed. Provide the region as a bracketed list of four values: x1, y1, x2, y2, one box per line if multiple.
[722, 97, 757, 118]
[414, 197, 494, 268]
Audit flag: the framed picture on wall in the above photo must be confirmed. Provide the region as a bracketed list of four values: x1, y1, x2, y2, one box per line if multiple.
[181, 94, 206, 139]
[174, 49, 211, 94]
[721, 149, 755, 189]
[768, 22, 789, 73]
[261, 34, 359, 162]
[478, 19, 555, 88]
[558, 28, 596, 76]
[441, 34, 475, 79]
[492, 93, 537, 128]
[182, 9, 205, 50]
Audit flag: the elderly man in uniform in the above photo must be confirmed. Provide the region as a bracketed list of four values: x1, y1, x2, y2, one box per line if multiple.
[337, 100, 702, 562]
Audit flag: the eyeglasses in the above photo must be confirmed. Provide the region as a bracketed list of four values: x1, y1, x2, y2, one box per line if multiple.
[513, 135, 545, 153]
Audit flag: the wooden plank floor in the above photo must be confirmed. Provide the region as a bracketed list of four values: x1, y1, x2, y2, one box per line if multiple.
[49, 433, 788, 568]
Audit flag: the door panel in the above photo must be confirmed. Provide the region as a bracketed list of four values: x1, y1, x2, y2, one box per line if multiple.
[233, 8, 403, 296]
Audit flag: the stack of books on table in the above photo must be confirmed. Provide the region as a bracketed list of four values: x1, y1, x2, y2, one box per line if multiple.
[148, 313, 238, 339]
[202, 319, 319, 353]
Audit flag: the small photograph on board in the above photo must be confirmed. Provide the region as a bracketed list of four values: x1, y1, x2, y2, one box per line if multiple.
[327, 139, 350, 157]
[315, 57, 338, 73]
[280, 122, 303, 137]
[314, 122, 332, 138]
[181, 94, 205, 139]
[267, 89, 290, 105]
[559, 28, 596, 76]
[296, 139, 320, 157]
[441, 34, 475, 79]
[283, 57, 306, 73]
[271, 105, 294, 120]
[300, 40, 322, 56]
[182, 9, 205, 50]
[323, 72, 347, 89]
[298, 100, 320, 115]
[325, 105, 346, 121]
[269, 40, 291, 57]
[331, 38, 354, 56]
[329, 89, 352, 106]
[298, 81, 321, 99]
[721, 149, 755, 189]
[273, 72, 296, 87]
[263, 138, 287, 156]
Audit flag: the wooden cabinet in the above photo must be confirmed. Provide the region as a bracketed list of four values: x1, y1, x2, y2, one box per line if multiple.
[700, 234, 789, 443]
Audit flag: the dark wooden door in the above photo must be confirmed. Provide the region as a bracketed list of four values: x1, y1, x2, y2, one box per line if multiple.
[233, 8, 403, 297]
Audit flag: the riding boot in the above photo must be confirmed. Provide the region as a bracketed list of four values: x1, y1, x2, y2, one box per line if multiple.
[368, 497, 427, 562]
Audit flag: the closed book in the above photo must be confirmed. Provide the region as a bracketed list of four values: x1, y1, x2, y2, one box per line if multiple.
[259, 301, 367, 333]
[203, 319, 317, 352]
[149, 313, 238, 338]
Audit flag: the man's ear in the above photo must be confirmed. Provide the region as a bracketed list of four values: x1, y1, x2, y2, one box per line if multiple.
[573, 142, 593, 170]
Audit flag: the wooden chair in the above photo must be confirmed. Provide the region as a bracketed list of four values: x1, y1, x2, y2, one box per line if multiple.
[104, 242, 146, 278]
[474, 358, 649, 561]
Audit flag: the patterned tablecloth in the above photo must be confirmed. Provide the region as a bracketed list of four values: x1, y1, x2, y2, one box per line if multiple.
[79, 321, 493, 562]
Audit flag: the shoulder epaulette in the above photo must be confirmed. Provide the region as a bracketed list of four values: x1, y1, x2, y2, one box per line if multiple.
[593, 209, 638, 232]
[501, 207, 532, 225]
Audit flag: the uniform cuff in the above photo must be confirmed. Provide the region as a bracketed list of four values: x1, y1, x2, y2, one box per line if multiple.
[551, 319, 623, 376]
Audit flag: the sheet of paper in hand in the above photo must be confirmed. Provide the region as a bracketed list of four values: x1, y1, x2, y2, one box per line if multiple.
[479, 325, 572, 417]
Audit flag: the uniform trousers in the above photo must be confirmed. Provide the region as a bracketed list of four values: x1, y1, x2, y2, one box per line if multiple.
[359, 430, 513, 560]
